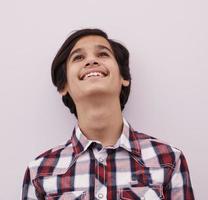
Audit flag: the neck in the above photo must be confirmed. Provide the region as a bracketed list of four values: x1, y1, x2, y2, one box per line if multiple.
[76, 96, 124, 147]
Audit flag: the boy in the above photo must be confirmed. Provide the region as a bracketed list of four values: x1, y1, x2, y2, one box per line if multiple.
[22, 29, 194, 199]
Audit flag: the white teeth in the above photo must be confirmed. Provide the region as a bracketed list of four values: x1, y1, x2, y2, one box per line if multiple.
[83, 72, 105, 80]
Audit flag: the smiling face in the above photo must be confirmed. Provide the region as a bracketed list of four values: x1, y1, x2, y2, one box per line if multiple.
[61, 35, 129, 104]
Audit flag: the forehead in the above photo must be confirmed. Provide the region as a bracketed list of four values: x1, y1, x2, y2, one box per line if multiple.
[71, 35, 112, 51]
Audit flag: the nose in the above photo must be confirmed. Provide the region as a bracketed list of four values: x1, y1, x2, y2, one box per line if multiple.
[85, 59, 100, 68]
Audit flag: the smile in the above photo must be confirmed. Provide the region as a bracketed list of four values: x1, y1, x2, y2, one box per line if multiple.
[82, 71, 107, 80]
[80, 68, 109, 80]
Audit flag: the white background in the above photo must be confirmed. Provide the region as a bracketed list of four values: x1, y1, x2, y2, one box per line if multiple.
[0, 0, 207, 199]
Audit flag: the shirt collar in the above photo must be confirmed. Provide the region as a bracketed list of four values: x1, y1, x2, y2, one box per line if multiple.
[71, 117, 141, 157]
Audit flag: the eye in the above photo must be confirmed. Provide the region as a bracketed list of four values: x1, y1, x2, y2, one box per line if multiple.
[72, 54, 84, 62]
[98, 52, 109, 57]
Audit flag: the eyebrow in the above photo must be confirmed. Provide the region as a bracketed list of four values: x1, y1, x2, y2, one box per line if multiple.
[68, 48, 83, 60]
[95, 45, 113, 54]
[68, 44, 113, 60]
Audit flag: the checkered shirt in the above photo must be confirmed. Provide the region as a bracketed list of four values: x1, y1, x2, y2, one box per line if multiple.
[22, 117, 194, 200]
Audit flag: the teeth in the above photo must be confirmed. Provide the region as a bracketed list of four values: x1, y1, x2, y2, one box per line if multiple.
[83, 72, 105, 80]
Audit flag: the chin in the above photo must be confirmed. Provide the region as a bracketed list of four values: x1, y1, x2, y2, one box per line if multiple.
[82, 87, 110, 97]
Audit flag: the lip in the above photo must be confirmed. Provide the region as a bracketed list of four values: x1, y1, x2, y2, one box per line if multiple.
[79, 67, 109, 80]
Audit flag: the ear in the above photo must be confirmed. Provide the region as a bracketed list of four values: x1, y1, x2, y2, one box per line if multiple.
[59, 86, 68, 96]
[121, 79, 130, 87]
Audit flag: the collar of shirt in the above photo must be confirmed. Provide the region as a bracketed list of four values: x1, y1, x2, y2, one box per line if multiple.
[70, 117, 141, 158]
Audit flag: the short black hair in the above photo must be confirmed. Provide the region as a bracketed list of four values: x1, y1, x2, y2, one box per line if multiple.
[51, 28, 131, 119]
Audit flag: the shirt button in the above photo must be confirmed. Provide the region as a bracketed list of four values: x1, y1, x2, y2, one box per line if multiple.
[99, 157, 104, 163]
[98, 193, 103, 199]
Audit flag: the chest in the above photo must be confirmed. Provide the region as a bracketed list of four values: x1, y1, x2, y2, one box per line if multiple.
[33, 149, 169, 199]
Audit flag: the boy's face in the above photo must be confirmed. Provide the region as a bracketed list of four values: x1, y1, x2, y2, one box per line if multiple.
[61, 35, 129, 104]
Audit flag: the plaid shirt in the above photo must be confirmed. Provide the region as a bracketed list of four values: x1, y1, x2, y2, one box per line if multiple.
[22, 117, 194, 200]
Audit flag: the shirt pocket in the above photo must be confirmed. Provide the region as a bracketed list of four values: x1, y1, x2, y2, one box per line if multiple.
[45, 190, 87, 200]
[119, 184, 164, 200]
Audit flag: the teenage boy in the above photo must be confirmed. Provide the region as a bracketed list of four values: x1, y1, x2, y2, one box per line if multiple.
[22, 29, 194, 200]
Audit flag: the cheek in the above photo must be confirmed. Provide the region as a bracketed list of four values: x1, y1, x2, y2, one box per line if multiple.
[112, 63, 121, 79]
[66, 65, 78, 80]
[107, 59, 119, 72]
[65, 68, 78, 91]
[113, 60, 120, 73]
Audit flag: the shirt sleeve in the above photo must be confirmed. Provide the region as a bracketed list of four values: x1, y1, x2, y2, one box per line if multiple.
[164, 152, 195, 200]
[21, 167, 39, 200]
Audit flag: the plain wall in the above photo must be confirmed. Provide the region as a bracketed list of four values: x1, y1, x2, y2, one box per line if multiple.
[0, 0, 207, 199]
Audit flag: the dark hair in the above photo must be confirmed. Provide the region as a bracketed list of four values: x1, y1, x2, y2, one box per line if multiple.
[51, 28, 131, 119]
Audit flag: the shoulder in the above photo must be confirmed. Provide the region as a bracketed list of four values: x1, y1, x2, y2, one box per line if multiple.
[27, 139, 74, 180]
[133, 131, 183, 168]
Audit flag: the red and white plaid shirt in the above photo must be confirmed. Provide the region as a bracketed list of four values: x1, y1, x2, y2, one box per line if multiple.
[22, 117, 194, 199]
